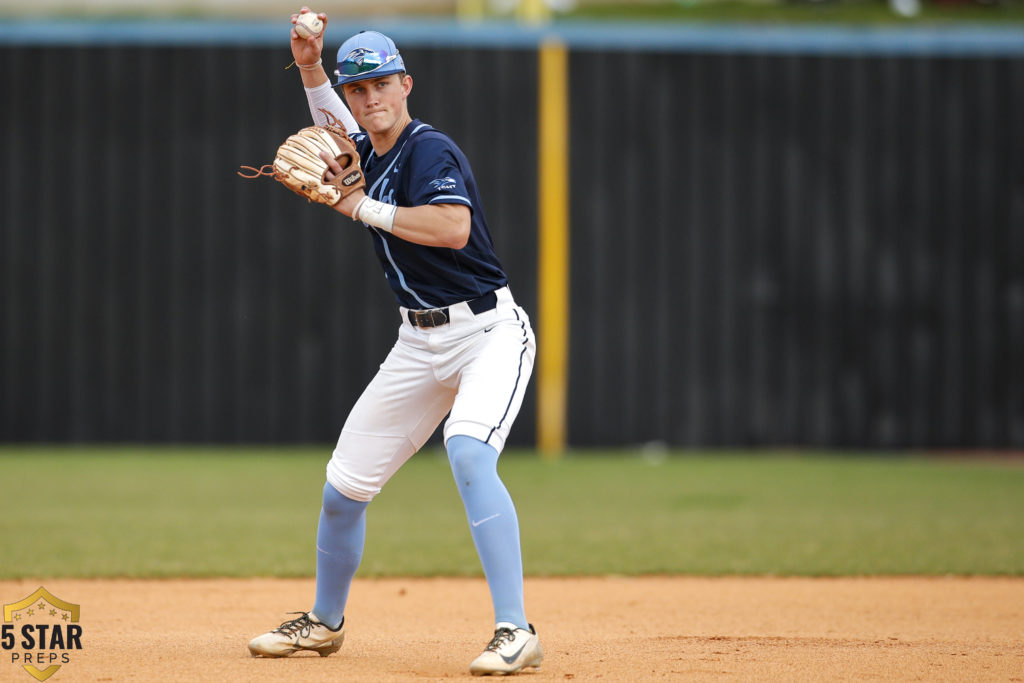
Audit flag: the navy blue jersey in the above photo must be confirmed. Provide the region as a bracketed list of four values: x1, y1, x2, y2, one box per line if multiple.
[351, 120, 508, 309]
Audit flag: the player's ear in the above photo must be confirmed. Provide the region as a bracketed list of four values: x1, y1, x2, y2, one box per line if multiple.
[401, 73, 413, 96]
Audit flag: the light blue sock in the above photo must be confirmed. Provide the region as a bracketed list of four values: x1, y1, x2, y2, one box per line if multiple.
[446, 435, 528, 629]
[311, 482, 368, 630]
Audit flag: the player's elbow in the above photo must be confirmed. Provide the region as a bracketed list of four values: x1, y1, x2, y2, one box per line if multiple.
[446, 226, 470, 250]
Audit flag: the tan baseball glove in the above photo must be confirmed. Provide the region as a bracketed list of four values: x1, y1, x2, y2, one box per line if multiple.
[239, 115, 365, 206]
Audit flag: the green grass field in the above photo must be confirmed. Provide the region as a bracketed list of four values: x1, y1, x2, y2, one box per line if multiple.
[0, 447, 1021, 579]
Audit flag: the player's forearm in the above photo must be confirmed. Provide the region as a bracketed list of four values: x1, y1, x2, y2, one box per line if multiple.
[336, 198, 470, 249]
[391, 204, 471, 249]
[297, 62, 329, 88]
[304, 80, 359, 134]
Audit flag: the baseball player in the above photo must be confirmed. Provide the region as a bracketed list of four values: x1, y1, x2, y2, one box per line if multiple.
[246, 8, 543, 676]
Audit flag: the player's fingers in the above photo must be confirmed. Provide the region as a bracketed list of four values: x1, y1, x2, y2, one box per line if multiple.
[320, 150, 342, 176]
[320, 149, 341, 170]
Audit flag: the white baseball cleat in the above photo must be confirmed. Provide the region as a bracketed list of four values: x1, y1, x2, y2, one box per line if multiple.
[469, 622, 544, 675]
[247, 612, 345, 658]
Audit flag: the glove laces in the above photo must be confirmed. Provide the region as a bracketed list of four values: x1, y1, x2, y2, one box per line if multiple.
[237, 164, 275, 179]
[237, 109, 351, 181]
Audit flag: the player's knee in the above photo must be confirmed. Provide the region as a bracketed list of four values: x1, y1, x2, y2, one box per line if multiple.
[325, 457, 379, 503]
[446, 435, 498, 483]
[322, 481, 370, 516]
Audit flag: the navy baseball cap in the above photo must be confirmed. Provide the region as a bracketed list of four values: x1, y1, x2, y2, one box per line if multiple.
[334, 31, 406, 87]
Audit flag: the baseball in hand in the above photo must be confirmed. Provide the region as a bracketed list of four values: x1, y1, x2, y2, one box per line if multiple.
[294, 12, 323, 39]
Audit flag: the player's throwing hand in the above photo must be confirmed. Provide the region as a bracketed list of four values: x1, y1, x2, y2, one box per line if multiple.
[290, 7, 327, 69]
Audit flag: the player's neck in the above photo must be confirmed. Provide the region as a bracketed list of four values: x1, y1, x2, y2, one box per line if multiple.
[368, 113, 414, 157]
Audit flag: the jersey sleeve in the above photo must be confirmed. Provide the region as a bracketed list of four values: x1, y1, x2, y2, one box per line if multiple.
[406, 133, 473, 210]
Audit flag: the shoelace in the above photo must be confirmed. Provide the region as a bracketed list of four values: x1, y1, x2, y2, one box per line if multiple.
[273, 612, 316, 638]
[484, 627, 517, 652]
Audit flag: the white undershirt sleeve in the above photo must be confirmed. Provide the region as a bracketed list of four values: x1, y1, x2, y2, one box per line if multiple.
[305, 81, 359, 135]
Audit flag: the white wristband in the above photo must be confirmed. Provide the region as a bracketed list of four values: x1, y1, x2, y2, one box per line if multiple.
[351, 196, 368, 222]
[354, 196, 397, 233]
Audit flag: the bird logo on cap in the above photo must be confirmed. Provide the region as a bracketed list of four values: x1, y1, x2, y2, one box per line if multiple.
[344, 47, 379, 66]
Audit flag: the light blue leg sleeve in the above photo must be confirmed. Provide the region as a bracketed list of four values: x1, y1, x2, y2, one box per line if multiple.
[312, 482, 369, 630]
[446, 435, 528, 629]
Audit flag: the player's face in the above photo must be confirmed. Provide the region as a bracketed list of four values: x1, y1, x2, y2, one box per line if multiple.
[342, 74, 412, 136]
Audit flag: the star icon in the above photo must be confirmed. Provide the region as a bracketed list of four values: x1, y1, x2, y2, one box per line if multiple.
[50, 609, 57, 616]
[38, 602, 45, 610]
[14, 614, 21, 621]
[61, 613, 69, 622]
[27, 609, 34, 616]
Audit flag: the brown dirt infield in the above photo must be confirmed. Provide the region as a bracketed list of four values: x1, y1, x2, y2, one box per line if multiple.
[1, 576, 1022, 681]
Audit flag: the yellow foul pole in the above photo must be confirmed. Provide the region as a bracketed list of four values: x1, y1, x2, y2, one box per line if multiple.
[537, 39, 569, 458]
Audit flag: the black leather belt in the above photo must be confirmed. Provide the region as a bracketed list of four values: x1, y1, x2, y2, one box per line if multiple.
[407, 290, 497, 328]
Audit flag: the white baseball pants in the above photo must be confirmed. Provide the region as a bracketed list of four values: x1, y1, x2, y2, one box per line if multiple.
[326, 287, 536, 502]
